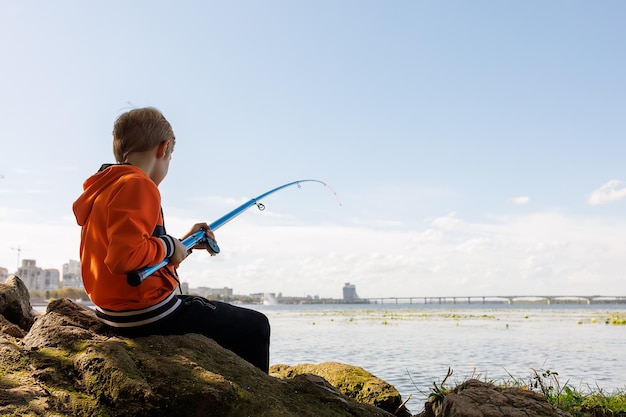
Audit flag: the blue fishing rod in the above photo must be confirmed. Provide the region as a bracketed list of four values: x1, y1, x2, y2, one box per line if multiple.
[127, 179, 339, 286]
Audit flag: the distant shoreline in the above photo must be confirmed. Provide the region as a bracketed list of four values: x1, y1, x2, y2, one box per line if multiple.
[31, 297, 626, 308]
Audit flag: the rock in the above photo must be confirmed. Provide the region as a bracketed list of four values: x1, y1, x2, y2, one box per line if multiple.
[415, 379, 572, 417]
[1, 275, 397, 417]
[271, 362, 411, 417]
[0, 274, 35, 331]
[0, 314, 27, 338]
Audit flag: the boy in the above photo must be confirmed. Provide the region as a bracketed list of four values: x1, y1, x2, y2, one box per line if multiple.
[72, 107, 270, 372]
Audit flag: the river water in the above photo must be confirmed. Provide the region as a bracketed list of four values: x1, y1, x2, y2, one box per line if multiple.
[248, 302, 625, 409]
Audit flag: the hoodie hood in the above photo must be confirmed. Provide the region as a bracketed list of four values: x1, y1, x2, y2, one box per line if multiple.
[73, 164, 148, 226]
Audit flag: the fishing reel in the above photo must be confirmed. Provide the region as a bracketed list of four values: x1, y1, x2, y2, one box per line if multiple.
[203, 236, 220, 255]
[187, 229, 220, 255]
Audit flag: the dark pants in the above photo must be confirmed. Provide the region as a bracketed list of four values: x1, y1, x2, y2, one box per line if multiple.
[109, 295, 271, 373]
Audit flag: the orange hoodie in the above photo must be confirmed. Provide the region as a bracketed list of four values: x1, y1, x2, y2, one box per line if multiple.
[73, 164, 179, 311]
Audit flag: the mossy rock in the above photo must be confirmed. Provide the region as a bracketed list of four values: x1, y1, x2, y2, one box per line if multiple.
[1, 277, 398, 417]
[271, 362, 411, 417]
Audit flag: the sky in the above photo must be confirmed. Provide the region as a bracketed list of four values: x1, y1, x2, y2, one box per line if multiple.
[1, 1, 625, 299]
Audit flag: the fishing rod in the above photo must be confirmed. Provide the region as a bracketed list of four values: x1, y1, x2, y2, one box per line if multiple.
[127, 179, 339, 286]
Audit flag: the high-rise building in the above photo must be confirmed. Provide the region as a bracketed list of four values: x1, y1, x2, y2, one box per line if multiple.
[62, 260, 83, 289]
[343, 282, 359, 300]
[17, 259, 59, 292]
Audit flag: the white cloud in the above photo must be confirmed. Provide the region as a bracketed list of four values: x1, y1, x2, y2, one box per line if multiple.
[431, 212, 462, 230]
[509, 196, 530, 205]
[588, 180, 626, 206]
[173, 210, 626, 298]
[3, 205, 626, 300]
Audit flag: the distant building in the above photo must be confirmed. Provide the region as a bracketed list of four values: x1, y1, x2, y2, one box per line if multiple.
[18, 259, 59, 292]
[17, 259, 41, 290]
[62, 260, 83, 289]
[249, 293, 265, 303]
[0, 267, 8, 281]
[343, 282, 359, 300]
[42, 269, 60, 292]
[192, 286, 233, 298]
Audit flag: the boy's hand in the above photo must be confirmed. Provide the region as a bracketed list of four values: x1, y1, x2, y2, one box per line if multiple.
[182, 222, 219, 256]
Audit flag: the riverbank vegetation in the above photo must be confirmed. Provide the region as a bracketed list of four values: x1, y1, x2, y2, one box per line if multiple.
[424, 368, 626, 417]
[524, 368, 626, 416]
[606, 313, 626, 325]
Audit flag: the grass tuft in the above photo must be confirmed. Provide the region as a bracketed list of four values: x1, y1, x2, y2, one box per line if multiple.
[419, 367, 626, 417]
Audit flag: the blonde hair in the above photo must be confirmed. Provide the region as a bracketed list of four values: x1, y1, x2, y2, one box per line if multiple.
[112, 107, 175, 163]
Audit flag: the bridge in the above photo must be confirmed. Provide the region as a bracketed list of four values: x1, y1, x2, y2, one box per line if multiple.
[361, 295, 626, 305]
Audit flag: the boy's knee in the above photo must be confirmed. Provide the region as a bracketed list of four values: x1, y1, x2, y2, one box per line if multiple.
[249, 310, 270, 340]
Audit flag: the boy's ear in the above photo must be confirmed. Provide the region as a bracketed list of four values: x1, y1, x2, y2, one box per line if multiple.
[156, 140, 170, 158]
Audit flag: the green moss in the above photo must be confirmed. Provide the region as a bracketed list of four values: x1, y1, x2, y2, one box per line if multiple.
[47, 388, 111, 417]
[33, 346, 74, 367]
[0, 343, 111, 416]
[270, 362, 403, 413]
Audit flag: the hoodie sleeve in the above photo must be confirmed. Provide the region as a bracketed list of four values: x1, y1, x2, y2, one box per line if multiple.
[104, 175, 171, 275]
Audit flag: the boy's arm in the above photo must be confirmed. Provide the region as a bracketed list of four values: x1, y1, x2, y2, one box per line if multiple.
[104, 177, 173, 275]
